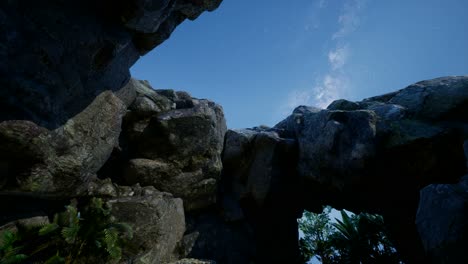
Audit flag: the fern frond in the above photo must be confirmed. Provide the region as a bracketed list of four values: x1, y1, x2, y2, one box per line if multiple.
[90, 198, 110, 216]
[0, 231, 18, 249]
[103, 228, 121, 260]
[91, 198, 103, 210]
[39, 224, 59, 236]
[64, 206, 80, 227]
[0, 253, 28, 264]
[2, 246, 24, 259]
[61, 226, 79, 244]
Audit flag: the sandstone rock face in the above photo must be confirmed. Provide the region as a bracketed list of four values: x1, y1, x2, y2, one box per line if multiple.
[0, 0, 222, 129]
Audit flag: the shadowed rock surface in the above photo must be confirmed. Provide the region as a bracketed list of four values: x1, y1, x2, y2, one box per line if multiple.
[416, 175, 468, 264]
[1, 71, 467, 264]
[0, 0, 222, 129]
[1, 2, 468, 263]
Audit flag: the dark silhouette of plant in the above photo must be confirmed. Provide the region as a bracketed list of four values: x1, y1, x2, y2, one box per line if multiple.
[299, 208, 401, 264]
[0, 198, 133, 264]
[330, 211, 400, 264]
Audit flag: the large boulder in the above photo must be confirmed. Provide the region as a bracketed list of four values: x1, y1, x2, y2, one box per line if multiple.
[222, 128, 297, 207]
[294, 110, 377, 191]
[0, 91, 126, 197]
[108, 188, 186, 264]
[119, 86, 227, 211]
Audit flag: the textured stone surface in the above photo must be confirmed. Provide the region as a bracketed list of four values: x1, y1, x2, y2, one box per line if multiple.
[191, 127, 303, 263]
[121, 92, 227, 211]
[108, 188, 186, 264]
[1, 10, 467, 263]
[226, 76, 467, 263]
[185, 212, 255, 264]
[0, 91, 126, 196]
[367, 76, 468, 121]
[296, 110, 378, 190]
[223, 128, 298, 206]
[416, 175, 468, 264]
[0, 216, 50, 237]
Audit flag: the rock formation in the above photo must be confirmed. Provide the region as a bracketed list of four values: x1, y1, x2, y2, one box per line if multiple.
[0, 76, 227, 262]
[1, 1, 468, 263]
[0, 0, 222, 129]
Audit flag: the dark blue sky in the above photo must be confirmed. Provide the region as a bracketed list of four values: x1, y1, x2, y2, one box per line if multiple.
[131, 0, 468, 129]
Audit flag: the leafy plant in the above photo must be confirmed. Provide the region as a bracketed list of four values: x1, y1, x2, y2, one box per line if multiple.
[330, 211, 400, 264]
[298, 206, 335, 264]
[0, 198, 133, 264]
[0, 231, 27, 264]
[298, 207, 401, 264]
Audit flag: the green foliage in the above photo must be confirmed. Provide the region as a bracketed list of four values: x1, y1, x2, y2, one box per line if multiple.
[298, 207, 401, 264]
[330, 211, 401, 264]
[298, 206, 335, 264]
[43, 253, 65, 264]
[0, 231, 27, 264]
[0, 198, 133, 264]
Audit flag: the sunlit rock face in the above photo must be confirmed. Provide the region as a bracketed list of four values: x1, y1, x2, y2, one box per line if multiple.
[0, 0, 222, 129]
